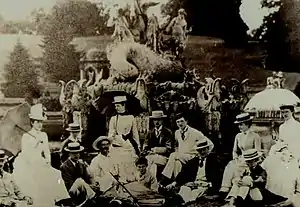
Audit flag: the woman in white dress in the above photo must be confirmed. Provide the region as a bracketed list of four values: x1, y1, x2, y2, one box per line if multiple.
[108, 96, 141, 182]
[13, 104, 69, 207]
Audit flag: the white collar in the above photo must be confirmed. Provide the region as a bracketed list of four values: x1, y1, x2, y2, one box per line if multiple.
[180, 126, 189, 133]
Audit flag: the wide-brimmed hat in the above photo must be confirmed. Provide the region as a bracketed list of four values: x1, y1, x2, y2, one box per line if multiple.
[66, 123, 81, 132]
[92, 136, 112, 151]
[150, 110, 167, 119]
[195, 140, 210, 150]
[279, 104, 295, 111]
[234, 112, 253, 124]
[65, 142, 84, 153]
[29, 104, 47, 121]
[112, 96, 127, 104]
[0, 150, 8, 163]
[242, 149, 262, 161]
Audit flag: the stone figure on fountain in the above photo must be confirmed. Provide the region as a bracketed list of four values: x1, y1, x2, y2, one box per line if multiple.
[111, 8, 135, 43]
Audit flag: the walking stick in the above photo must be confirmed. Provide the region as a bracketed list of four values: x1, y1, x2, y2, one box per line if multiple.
[109, 172, 141, 207]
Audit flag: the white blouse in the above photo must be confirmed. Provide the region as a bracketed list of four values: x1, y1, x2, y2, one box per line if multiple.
[108, 114, 140, 150]
[21, 128, 51, 165]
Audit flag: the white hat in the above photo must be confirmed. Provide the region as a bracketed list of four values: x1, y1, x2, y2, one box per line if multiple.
[29, 104, 47, 121]
[65, 142, 84, 153]
[150, 110, 167, 119]
[112, 96, 127, 104]
[92, 136, 112, 151]
[242, 149, 262, 161]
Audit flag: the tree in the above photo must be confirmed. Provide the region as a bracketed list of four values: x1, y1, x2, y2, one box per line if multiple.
[39, 3, 80, 82]
[1, 41, 40, 98]
[41, 0, 111, 37]
[253, 0, 300, 72]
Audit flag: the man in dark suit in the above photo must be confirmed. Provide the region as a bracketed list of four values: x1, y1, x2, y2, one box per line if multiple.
[143, 111, 174, 181]
[60, 142, 95, 202]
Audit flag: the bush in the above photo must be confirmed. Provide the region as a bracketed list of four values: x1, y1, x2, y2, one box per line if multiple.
[39, 96, 62, 111]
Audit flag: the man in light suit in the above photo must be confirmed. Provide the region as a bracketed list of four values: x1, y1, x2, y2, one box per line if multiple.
[278, 104, 300, 158]
[161, 113, 214, 189]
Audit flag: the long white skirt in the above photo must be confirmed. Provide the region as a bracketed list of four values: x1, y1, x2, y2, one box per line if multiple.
[13, 153, 70, 207]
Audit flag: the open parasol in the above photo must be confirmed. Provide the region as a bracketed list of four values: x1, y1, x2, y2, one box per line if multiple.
[244, 88, 300, 111]
[0, 102, 31, 155]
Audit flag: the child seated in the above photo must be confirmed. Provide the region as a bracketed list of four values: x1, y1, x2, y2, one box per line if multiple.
[135, 157, 159, 192]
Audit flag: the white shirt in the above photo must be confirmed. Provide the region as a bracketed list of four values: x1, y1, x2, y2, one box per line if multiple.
[279, 117, 300, 158]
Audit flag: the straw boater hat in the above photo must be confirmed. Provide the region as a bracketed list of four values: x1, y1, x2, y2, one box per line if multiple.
[92, 136, 112, 151]
[242, 149, 262, 161]
[65, 142, 84, 153]
[150, 110, 167, 119]
[234, 112, 253, 124]
[28, 104, 47, 121]
[66, 123, 81, 132]
[112, 96, 127, 104]
[0, 150, 8, 163]
[195, 139, 210, 150]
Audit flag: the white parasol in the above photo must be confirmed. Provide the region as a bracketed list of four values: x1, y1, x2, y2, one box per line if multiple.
[244, 88, 300, 111]
[0, 102, 31, 155]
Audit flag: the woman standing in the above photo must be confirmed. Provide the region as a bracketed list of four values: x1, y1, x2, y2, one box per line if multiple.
[108, 96, 141, 182]
[220, 113, 262, 195]
[232, 113, 262, 160]
[13, 104, 69, 207]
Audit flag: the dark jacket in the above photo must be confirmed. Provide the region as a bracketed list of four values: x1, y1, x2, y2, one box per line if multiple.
[60, 158, 92, 191]
[143, 126, 174, 156]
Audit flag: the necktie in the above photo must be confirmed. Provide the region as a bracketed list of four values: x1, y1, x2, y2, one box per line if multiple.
[181, 128, 187, 140]
[75, 161, 81, 178]
[199, 158, 204, 168]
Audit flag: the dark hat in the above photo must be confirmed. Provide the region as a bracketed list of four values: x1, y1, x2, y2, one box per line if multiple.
[92, 136, 112, 151]
[65, 142, 84, 153]
[66, 123, 81, 132]
[243, 149, 262, 161]
[234, 112, 253, 124]
[279, 104, 295, 111]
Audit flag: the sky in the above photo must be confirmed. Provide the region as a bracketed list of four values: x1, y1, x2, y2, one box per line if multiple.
[0, 0, 57, 21]
[0, 0, 167, 21]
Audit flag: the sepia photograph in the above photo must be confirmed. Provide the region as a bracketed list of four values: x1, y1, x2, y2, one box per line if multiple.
[0, 0, 300, 206]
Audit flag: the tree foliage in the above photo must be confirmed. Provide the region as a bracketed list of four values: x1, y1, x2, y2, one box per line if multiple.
[1, 41, 40, 97]
[253, 0, 300, 72]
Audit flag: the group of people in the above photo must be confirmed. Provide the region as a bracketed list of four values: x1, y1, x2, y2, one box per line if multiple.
[0, 94, 213, 206]
[218, 104, 300, 207]
[2, 93, 300, 207]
